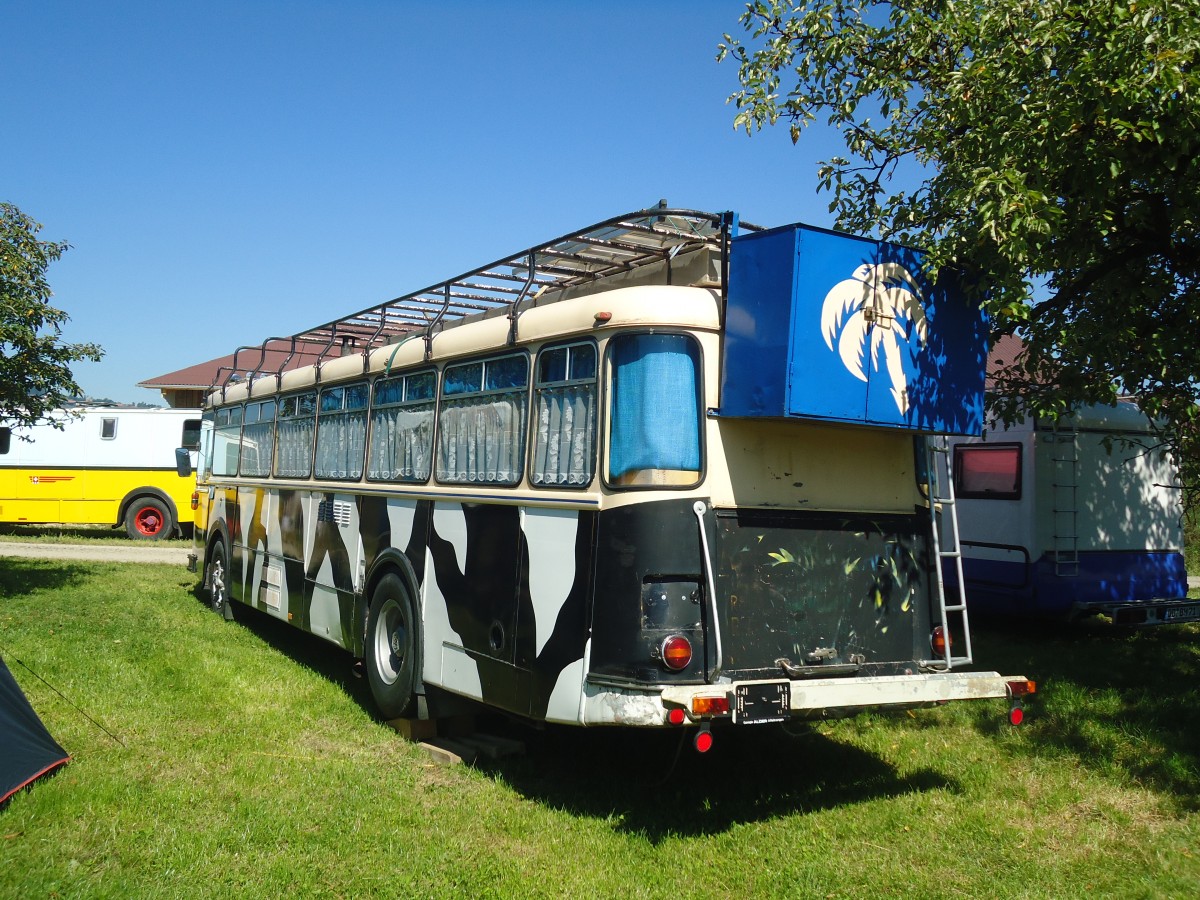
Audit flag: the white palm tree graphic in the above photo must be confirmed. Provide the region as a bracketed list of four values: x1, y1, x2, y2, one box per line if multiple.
[820, 262, 929, 415]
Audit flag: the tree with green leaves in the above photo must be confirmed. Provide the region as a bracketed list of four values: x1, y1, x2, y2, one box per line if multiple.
[720, 0, 1200, 482]
[1, 202, 103, 429]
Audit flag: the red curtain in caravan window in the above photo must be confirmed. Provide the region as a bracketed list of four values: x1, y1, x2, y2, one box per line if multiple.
[954, 444, 1022, 499]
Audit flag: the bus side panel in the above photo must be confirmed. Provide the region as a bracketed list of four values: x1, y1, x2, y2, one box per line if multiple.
[301, 492, 362, 649]
[421, 502, 595, 722]
[519, 507, 595, 724]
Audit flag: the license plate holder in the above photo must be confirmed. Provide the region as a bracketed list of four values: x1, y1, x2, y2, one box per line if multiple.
[1163, 603, 1200, 623]
[734, 682, 790, 724]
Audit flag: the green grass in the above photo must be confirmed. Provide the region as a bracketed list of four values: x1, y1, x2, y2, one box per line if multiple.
[0, 523, 189, 546]
[2, 559, 1199, 898]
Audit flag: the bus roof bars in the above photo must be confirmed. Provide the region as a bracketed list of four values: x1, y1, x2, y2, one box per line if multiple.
[506, 252, 538, 346]
[210, 208, 763, 397]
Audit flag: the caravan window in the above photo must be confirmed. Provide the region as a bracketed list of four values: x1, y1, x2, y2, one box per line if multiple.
[954, 444, 1022, 500]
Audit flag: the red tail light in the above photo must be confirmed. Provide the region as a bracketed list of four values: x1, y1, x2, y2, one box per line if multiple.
[660, 635, 692, 671]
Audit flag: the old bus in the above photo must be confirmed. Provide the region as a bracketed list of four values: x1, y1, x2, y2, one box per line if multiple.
[187, 208, 1033, 745]
[1, 406, 201, 539]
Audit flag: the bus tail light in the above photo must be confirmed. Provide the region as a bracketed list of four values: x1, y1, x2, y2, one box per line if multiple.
[692, 694, 730, 717]
[931, 625, 950, 656]
[660, 635, 692, 671]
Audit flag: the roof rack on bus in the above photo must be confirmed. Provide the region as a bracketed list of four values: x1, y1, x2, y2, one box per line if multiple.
[209, 206, 762, 402]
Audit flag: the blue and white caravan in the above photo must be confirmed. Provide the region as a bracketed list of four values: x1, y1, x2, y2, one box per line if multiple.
[187, 208, 1033, 747]
[946, 396, 1197, 626]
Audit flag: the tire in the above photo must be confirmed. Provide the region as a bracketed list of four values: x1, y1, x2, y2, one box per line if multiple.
[208, 540, 235, 621]
[365, 573, 419, 719]
[125, 497, 174, 540]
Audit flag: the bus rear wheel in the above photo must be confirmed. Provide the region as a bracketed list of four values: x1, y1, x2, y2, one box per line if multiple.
[125, 497, 173, 540]
[366, 573, 418, 720]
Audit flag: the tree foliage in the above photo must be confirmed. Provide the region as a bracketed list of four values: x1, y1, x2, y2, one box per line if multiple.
[0, 202, 103, 429]
[720, 1, 1200, 482]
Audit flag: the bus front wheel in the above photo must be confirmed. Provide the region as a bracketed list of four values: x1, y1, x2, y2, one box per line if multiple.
[366, 573, 418, 720]
[125, 497, 173, 540]
[208, 540, 235, 621]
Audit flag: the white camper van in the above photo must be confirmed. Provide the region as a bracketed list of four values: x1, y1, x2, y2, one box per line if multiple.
[946, 401, 1197, 625]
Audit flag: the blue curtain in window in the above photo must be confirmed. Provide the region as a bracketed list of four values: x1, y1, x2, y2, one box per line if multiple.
[609, 334, 701, 479]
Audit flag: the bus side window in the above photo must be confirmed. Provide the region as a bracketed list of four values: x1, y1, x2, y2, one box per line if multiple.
[368, 370, 435, 483]
[437, 353, 529, 486]
[101, 417, 118, 440]
[275, 392, 317, 478]
[240, 399, 277, 477]
[0, 427, 9, 455]
[607, 333, 703, 488]
[531, 342, 596, 487]
[315, 383, 369, 481]
[213, 405, 243, 477]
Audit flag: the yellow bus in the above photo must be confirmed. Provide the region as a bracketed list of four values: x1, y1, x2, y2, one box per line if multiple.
[0, 406, 201, 539]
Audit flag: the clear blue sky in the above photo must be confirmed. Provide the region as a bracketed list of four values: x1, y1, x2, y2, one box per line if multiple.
[7, 0, 846, 404]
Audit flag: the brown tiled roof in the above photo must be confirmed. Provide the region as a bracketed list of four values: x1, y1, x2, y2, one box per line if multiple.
[138, 346, 325, 390]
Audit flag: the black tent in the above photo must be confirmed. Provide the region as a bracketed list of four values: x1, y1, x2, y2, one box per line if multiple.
[1, 655, 69, 808]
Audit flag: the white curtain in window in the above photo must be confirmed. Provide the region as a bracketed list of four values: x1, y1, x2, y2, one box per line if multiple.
[367, 406, 433, 481]
[316, 411, 366, 480]
[240, 421, 275, 477]
[531, 385, 595, 485]
[436, 394, 527, 484]
[275, 418, 314, 477]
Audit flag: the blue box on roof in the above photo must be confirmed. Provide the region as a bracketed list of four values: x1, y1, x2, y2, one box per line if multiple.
[720, 222, 987, 435]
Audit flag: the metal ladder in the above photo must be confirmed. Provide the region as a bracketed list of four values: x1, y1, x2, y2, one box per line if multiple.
[1051, 422, 1080, 577]
[925, 436, 974, 669]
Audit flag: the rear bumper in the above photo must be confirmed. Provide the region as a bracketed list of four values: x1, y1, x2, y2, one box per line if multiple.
[1076, 597, 1200, 626]
[582, 671, 1033, 726]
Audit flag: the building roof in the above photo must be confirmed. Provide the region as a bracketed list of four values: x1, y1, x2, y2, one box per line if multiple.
[138, 346, 326, 390]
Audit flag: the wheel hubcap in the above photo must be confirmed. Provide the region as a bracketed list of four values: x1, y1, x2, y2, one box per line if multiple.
[374, 599, 406, 686]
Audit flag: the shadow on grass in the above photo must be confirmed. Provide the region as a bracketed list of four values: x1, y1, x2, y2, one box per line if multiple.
[189, 587, 378, 714]
[969, 616, 1200, 809]
[0, 558, 94, 598]
[485, 721, 955, 840]
[192, 589, 956, 835]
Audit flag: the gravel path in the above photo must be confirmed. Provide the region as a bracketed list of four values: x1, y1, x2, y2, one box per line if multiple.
[0, 541, 191, 565]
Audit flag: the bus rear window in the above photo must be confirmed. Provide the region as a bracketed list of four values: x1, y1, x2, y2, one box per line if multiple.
[954, 444, 1022, 499]
[608, 333, 702, 488]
